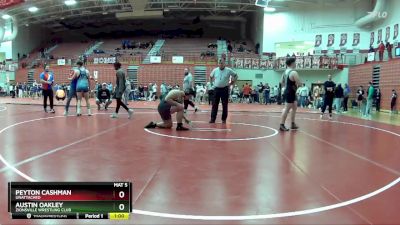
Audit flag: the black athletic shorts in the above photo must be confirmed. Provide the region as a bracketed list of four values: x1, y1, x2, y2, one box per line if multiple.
[284, 90, 297, 104]
[158, 101, 172, 121]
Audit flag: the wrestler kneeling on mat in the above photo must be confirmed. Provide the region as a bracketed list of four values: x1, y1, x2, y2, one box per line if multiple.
[145, 88, 195, 131]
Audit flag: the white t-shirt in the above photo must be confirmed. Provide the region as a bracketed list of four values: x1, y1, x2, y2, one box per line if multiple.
[183, 73, 193, 90]
[152, 84, 157, 92]
[210, 67, 237, 88]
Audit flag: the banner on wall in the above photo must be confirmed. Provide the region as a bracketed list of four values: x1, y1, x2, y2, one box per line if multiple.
[259, 59, 267, 69]
[340, 33, 347, 47]
[94, 57, 116, 64]
[252, 59, 259, 69]
[386, 26, 390, 42]
[244, 58, 252, 69]
[57, 59, 66, 66]
[315, 35, 322, 47]
[327, 34, 335, 47]
[149, 56, 161, 64]
[93, 71, 98, 80]
[394, 24, 399, 40]
[352, 33, 360, 46]
[367, 52, 375, 61]
[172, 56, 184, 64]
[235, 58, 244, 68]
[377, 29, 382, 44]
[370, 32, 375, 45]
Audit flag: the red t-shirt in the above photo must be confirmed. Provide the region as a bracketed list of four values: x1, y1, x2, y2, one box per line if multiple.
[378, 43, 385, 52]
[243, 85, 251, 95]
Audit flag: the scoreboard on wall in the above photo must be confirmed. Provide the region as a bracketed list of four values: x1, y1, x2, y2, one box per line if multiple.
[8, 182, 132, 220]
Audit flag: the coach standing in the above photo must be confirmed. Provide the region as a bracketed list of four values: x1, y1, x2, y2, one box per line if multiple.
[209, 60, 238, 123]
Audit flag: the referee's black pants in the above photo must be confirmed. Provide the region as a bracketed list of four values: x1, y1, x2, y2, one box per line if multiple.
[211, 86, 229, 122]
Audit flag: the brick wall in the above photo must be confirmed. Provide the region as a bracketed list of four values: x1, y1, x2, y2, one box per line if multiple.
[349, 58, 400, 110]
[137, 64, 214, 86]
[15, 63, 217, 89]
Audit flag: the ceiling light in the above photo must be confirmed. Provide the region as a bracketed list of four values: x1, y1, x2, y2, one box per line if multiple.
[230, 10, 237, 13]
[60, 17, 65, 20]
[102, 12, 108, 15]
[2, 15, 11, 20]
[25, 24, 29, 27]
[28, 6, 39, 12]
[64, 0, 77, 6]
[264, 7, 276, 12]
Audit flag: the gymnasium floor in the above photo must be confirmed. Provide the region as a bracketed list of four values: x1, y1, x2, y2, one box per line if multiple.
[0, 101, 399, 225]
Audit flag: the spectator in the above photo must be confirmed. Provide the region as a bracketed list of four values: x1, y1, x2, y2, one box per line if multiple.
[365, 82, 374, 119]
[343, 84, 350, 112]
[378, 41, 385, 61]
[334, 84, 344, 114]
[391, 89, 397, 114]
[298, 84, 309, 108]
[313, 85, 321, 109]
[227, 43, 233, 53]
[375, 87, 381, 112]
[368, 45, 375, 53]
[386, 41, 393, 60]
[356, 86, 365, 113]
[243, 83, 251, 103]
[264, 83, 270, 105]
[206, 81, 214, 105]
[160, 82, 168, 101]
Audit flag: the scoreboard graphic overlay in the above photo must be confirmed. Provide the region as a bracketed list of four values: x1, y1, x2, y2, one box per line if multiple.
[8, 182, 132, 220]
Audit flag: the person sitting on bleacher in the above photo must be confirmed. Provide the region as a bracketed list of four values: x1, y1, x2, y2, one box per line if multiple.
[96, 83, 112, 110]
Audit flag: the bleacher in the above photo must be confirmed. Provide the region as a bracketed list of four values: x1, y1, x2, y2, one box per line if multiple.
[96, 38, 153, 56]
[227, 40, 260, 59]
[137, 64, 214, 86]
[160, 38, 217, 64]
[51, 42, 93, 59]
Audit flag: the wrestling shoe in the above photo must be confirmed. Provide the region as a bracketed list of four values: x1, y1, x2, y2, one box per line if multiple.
[128, 109, 134, 119]
[110, 113, 118, 118]
[291, 123, 299, 130]
[145, 122, 157, 129]
[279, 124, 289, 132]
[176, 126, 189, 131]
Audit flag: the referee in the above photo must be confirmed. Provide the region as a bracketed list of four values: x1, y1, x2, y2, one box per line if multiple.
[209, 60, 238, 123]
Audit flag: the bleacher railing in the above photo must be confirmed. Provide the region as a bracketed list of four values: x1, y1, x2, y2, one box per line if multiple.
[18, 51, 375, 70]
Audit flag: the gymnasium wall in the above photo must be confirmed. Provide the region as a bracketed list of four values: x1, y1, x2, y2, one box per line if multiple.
[373, 0, 400, 31]
[236, 68, 349, 88]
[262, 1, 372, 52]
[11, 24, 50, 60]
[0, 41, 12, 59]
[51, 18, 244, 41]
[349, 59, 400, 110]
[247, 8, 264, 52]
[370, 0, 400, 45]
